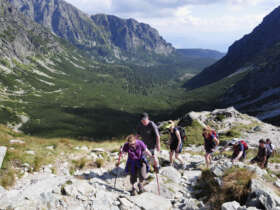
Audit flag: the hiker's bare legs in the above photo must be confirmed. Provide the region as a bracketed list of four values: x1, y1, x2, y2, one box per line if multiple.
[175, 153, 183, 164]
[205, 153, 211, 168]
[169, 151, 174, 165]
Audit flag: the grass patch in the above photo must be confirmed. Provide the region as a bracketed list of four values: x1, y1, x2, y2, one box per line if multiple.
[185, 120, 204, 145]
[95, 158, 105, 168]
[0, 168, 16, 189]
[195, 167, 255, 210]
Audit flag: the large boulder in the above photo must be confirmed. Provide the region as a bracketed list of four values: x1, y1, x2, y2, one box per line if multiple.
[248, 178, 280, 209]
[129, 192, 172, 210]
[0, 146, 7, 168]
[160, 166, 181, 184]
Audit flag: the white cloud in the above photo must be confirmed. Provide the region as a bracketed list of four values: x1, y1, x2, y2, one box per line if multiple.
[64, 0, 280, 51]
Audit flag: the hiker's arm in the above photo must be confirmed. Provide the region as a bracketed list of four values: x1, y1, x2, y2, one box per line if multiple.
[233, 151, 243, 162]
[153, 125, 160, 152]
[144, 148, 153, 158]
[214, 137, 219, 146]
[175, 130, 181, 152]
[156, 134, 161, 152]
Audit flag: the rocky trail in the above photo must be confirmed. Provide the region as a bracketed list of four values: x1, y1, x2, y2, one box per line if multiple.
[1, 107, 280, 209]
[1, 144, 280, 210]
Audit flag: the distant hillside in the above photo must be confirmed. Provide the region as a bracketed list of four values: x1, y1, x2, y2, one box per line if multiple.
[179, 5, 280, 126]
[176, 49, 225, 60]
[184, 5, 280, 90]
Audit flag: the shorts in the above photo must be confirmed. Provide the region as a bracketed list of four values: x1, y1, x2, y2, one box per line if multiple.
[170, 143, 183, 153]
[205, 146, 215, 154]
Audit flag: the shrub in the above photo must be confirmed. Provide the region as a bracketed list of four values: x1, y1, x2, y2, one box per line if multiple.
[195, 167, 255, 210]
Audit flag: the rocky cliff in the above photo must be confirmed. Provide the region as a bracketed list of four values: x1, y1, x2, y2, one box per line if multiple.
[8, 0, 174, 63]
[0, 0, 60, 60]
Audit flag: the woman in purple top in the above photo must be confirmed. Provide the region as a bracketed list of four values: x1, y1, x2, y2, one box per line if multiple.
[119, 134, 153, 195]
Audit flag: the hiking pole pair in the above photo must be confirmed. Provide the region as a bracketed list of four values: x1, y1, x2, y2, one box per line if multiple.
[114, 146, 123, 188]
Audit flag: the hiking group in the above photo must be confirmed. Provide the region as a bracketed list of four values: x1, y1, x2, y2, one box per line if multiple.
[116, 112, 276, 196]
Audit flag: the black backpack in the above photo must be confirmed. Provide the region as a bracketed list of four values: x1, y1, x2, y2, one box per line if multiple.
[175, 126, 186, 142]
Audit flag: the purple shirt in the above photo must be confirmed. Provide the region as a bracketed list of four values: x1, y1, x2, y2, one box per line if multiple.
[123, 140, 147, 160]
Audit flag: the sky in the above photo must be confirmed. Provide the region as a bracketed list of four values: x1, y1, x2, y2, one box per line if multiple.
[64, 0, 280, 52]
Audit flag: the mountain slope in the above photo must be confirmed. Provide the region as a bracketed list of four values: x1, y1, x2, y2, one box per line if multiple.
[8, 0, 174, 63]
[179, 5, 280, 125]
[176, 49, 225, 60]
[184, 5, 280, 90]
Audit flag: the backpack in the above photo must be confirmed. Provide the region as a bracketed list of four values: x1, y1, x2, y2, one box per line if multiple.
[212, 130, 219, 139]
[240, 140, 248, 150]
[175, 126, 186, 142]
[266, 144, 273, 155]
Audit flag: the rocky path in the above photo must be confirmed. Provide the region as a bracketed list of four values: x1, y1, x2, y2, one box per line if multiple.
[1, 146, 280, 210]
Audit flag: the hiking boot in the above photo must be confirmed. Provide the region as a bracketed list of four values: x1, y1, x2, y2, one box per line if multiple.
[130, 188, 137, 196]
[138, 183, 145, 194]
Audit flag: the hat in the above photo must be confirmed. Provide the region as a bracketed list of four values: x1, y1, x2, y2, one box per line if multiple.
[140, 112, 149, 120]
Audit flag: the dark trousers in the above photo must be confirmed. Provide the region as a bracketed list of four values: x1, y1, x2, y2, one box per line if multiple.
[130, 162, 147, 184]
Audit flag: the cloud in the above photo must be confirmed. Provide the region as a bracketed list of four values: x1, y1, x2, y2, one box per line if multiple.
[64, 0, 279, 51]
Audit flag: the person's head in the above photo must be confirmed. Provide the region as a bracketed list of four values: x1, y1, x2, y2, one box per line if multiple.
[140, 112, 149, 126]
[167, 120, 175, 130]
[259, 139, 265, 148]
[203, 126, 212, 136]
[266, 138, 271, 144]
[126, 134, 136, 147]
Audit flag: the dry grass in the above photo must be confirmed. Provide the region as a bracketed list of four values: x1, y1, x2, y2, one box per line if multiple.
[95, 158, 105, 168]
[0, 124, 125, 188]
[195, 167, 255, 210]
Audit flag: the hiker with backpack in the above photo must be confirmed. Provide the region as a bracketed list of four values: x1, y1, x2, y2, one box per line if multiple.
[136, 112, 161, 173]
[265, 138, 275, 168]
[221, 139, 248, 163]
[202, 126, 219, 168]
[167, 120, 184, 167]
[250, 139, 268, 169]
[117, 134, 153, 196]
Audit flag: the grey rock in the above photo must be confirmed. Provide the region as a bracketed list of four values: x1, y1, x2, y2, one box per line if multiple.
[25, 150, 35, 155]
[249, 178, 280, 209]
[221, 201, 241, 210]
[160, 166, 181, 183]
[129, 192, 172, 210]
[9, 139, 25, 144]
[0, 146, 7, 169]
[274, 180, 280, 188]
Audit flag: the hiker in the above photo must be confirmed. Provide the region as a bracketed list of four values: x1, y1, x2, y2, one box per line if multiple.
[136, 112, 161, 173]
[221, 139, 247, 163]
[117, 134, 153, 195]
[167, 120, 183, 167]
[265, 138, 275, 168]
[202, 126, 219, 168]
[250, 139, 268, 168]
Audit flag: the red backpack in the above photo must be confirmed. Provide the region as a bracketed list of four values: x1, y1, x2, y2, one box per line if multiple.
[240, 140, 248, 150]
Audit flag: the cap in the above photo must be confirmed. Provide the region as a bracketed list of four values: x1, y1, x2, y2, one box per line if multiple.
[140, 112, 149, 120]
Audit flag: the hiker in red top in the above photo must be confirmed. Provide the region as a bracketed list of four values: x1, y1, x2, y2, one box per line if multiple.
[221, 139, 248, 163]
[202, 126, 219, 168]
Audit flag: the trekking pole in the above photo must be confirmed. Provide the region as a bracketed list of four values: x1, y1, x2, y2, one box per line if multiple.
[153, 154, 160, 195]
[114, 146, 122, 188]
